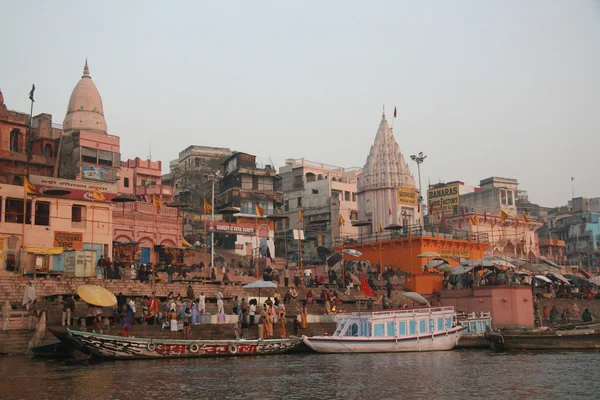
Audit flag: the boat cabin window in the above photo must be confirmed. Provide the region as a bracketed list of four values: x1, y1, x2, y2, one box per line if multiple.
[346, 323, 359, 337]
[359, 322, 371, 337]
[399, 321, 406, 335]
[386, 322, 395, 336]
[374, 323, 385, 337]
[334, 321, 346, 336]
[446, 317, 453, 329]
[419, 319, 427, 333]
[470, 322, 477, 332]
[409, 321, 416, 335]
[429, 319, 435, 333]
[437, 318, 444, 331]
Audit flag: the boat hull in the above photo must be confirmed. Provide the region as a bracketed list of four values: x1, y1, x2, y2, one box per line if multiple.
[456, 334, 489, 349]
[62, 329, 304, 360]
[31, 342, 75, 358]
[485, 330, 600, 351]
[303, 328, 464, 353]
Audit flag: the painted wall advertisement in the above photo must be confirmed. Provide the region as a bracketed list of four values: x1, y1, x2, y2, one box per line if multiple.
[397, 187, 418, 206]
[54, 231, 83, 250]
[82, 164, 117, 182]
[428, 183, 460, 214]
[29, 175, 118, 202]
[440, 248, 470, 258]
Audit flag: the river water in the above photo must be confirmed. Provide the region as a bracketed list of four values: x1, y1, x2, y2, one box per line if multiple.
[0, 350, 598, 399]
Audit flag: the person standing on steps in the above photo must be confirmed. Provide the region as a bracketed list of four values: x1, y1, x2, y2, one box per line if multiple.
[216, 290, 225, 314]
[284, 266, 290, 287]
[62, 295, 75, 327]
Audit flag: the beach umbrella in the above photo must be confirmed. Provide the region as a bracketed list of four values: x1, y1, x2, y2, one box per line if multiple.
[77, 285, 117, 307]
[534, 275, 552, 284]
[451, 265, 473, 275]
[417, 252, 441, 258]
[548, 272, 571, 285]
[437, 265, 453, 273]
[564, 274, 587, 286]
[400, 292, 430, 306]
[327, 253, 342, 267]
[342, 249, 362, 257]
[588, 276, 600, 285]
[243, 280, 278, 303]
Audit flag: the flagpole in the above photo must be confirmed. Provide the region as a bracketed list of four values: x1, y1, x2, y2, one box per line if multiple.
[204, 206, 207, 286]
[152, 202, 156, 290]
[340, 217, 344, 290]
[211, 180, 216, 272]
[91, 198, 95, 281]
[254, 212, 259, 279]
[21, 184, 27, 278]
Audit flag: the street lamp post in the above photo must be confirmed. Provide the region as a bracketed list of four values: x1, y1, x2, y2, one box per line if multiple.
[410, 152, 426, 222]
[207, 171, 222, 270]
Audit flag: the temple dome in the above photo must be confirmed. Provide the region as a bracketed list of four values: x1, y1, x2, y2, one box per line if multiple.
[63, 60, 107, 134]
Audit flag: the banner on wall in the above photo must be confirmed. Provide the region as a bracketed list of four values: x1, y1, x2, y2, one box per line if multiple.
[82, 164, 118, 182]
[54, 231, 83, 250]
[29, 175, 118, 202]
[428, 183, 460, 214]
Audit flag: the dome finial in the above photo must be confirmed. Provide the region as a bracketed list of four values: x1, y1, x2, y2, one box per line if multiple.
[83, 59, 90, 78]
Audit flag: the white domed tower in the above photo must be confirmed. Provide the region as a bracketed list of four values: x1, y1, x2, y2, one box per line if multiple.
[357, 112, 420, 232]
[58, 60, 120, 182]
[63, 60, 107, 134]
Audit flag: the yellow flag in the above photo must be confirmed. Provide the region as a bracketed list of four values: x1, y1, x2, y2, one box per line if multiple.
[522, 212, 530, 224]
[469, 215, 476, 226]
[203, 199, 212, 214]
[473, 214, 479, 225]
[298, 209, 303, 223]
[92, 187, 105, 202]
[500, 210, 509, 224]
[514, 216, 519, 228]
[24, 177, 36, 194]
[255, 204, 264, 217]
[339, 215, 345, 226]
[379, 222, 383, 234]
[152, 194, 163, 212]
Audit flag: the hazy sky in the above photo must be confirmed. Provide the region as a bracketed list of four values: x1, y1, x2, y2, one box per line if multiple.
[1, 1, 599, 207]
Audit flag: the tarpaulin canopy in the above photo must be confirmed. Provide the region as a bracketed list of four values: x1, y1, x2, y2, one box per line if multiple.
[181, 238, 193, 248]
[24, 246, 63, 255]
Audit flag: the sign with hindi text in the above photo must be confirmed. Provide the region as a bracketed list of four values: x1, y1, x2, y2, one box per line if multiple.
[54, 231, 83, 250]
[440, 248, 470, 258]
[397, 187, 418, 206]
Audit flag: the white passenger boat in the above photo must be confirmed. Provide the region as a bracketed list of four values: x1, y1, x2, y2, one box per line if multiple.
[303, 306, 465, 353]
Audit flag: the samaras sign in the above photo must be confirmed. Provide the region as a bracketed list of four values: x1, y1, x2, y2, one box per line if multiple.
[428, 184, 460, 214]
[397, 187, 418, 206]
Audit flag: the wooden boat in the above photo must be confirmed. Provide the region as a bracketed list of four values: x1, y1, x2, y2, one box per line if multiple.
[303, 306, 465, 353]
[456, 311, 492, 349]
[59, 329, 303, 360]
[31, 341, 75, 358]
[485, 324, 600, 351]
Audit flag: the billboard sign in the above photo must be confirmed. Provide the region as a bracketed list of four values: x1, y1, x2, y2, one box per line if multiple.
[428, 183, 460, 214]
[82, 164, 117, 182]
[397, 187, 418, 206]
[29, 175, 118, 202]
[54, 231, 83, 250]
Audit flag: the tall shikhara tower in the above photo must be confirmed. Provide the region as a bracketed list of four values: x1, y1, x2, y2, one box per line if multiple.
[357, 112, 420, 233]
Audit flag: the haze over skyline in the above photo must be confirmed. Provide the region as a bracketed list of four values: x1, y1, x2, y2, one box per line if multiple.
[1, 1, 598, 208]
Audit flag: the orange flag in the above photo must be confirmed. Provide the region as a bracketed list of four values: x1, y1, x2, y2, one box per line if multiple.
[298, 209, 303, 223]
[500, 210, 509, 224]
[522, 212, 530, 224]
[152, 195, 163, 212]
[473, 214, 479, 225]
[469, 215, 476, 226]
[255, 204, 264, 217]
[339, 215, 345, 226]
[92, 187, 105, 202]
[24, 177, 36, 194]
[203, 199, 212, 214]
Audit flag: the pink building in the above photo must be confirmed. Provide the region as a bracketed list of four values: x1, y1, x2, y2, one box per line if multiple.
[119, 157, 174, 203]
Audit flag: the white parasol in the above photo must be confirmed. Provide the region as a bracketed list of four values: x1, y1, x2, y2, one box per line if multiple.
[534, 275, 552, 283]
[451, 265, 474, 275]
[342, 249, 363, 257]
[400, 292, 430, 306]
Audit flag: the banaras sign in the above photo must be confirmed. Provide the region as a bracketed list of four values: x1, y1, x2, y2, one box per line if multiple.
[397, 187, 418, 206]
[54, 231, 83, 250]
[428, 183, 460, 214]
[209, 222, 256, 235]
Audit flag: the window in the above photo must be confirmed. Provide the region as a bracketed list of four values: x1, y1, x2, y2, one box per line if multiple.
[409, 320, 416, 335]
[399, 321, 406, 335]
[352, 192, 356, 202]
[12, 176, 22, 186]
[6, 198, 31, 224]
[347, 323, 358, 337]
[81, 147, 97, 164]
[386, 322, 395, 336]
[419, 319, 427, 333]
[195, 158, 201, 167]
[43, 144, 53, 158]
[10, 129, 20, 152]
[446, 317, 453, 329]
[344, 191, 350, 201]
[124, 177, 130, 188]
[34, 202, 50, 226]
[312, 189, 318, 195]
[437, 318, 444, 331]
[297, 197, 303, 207]
[241, 175, 253, 190]
[72, 205, 84, 223]
[429, 319, 435, 333]
[284, 200, 289, 212]
[507, 190, 514, 206]
[374, 323, 385, 337]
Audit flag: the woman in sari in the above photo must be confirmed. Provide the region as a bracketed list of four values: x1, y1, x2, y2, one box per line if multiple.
[301, 300, 308, 329]
[264, 311, 274, 338]
[278, 310, 287, 338]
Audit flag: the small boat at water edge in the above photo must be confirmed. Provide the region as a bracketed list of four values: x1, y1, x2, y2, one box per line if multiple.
[485, 323, 600, 351]
[456, 311, 492, 349]
[55, 329, 304, 360]
[303, 306, 465, 353]
[31, 341, 76, 358]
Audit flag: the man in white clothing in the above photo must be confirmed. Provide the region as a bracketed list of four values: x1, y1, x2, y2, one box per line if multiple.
[304, 268, 312, 287]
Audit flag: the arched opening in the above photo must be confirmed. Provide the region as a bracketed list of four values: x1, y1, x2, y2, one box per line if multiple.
[43, 144, 53, 158]
[12, 176, 22, 186]
[331, 177, 337, 182]
[306, 172, 316, 182]
[317, 174, 323, 180]
[10, 129, 20, 152]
